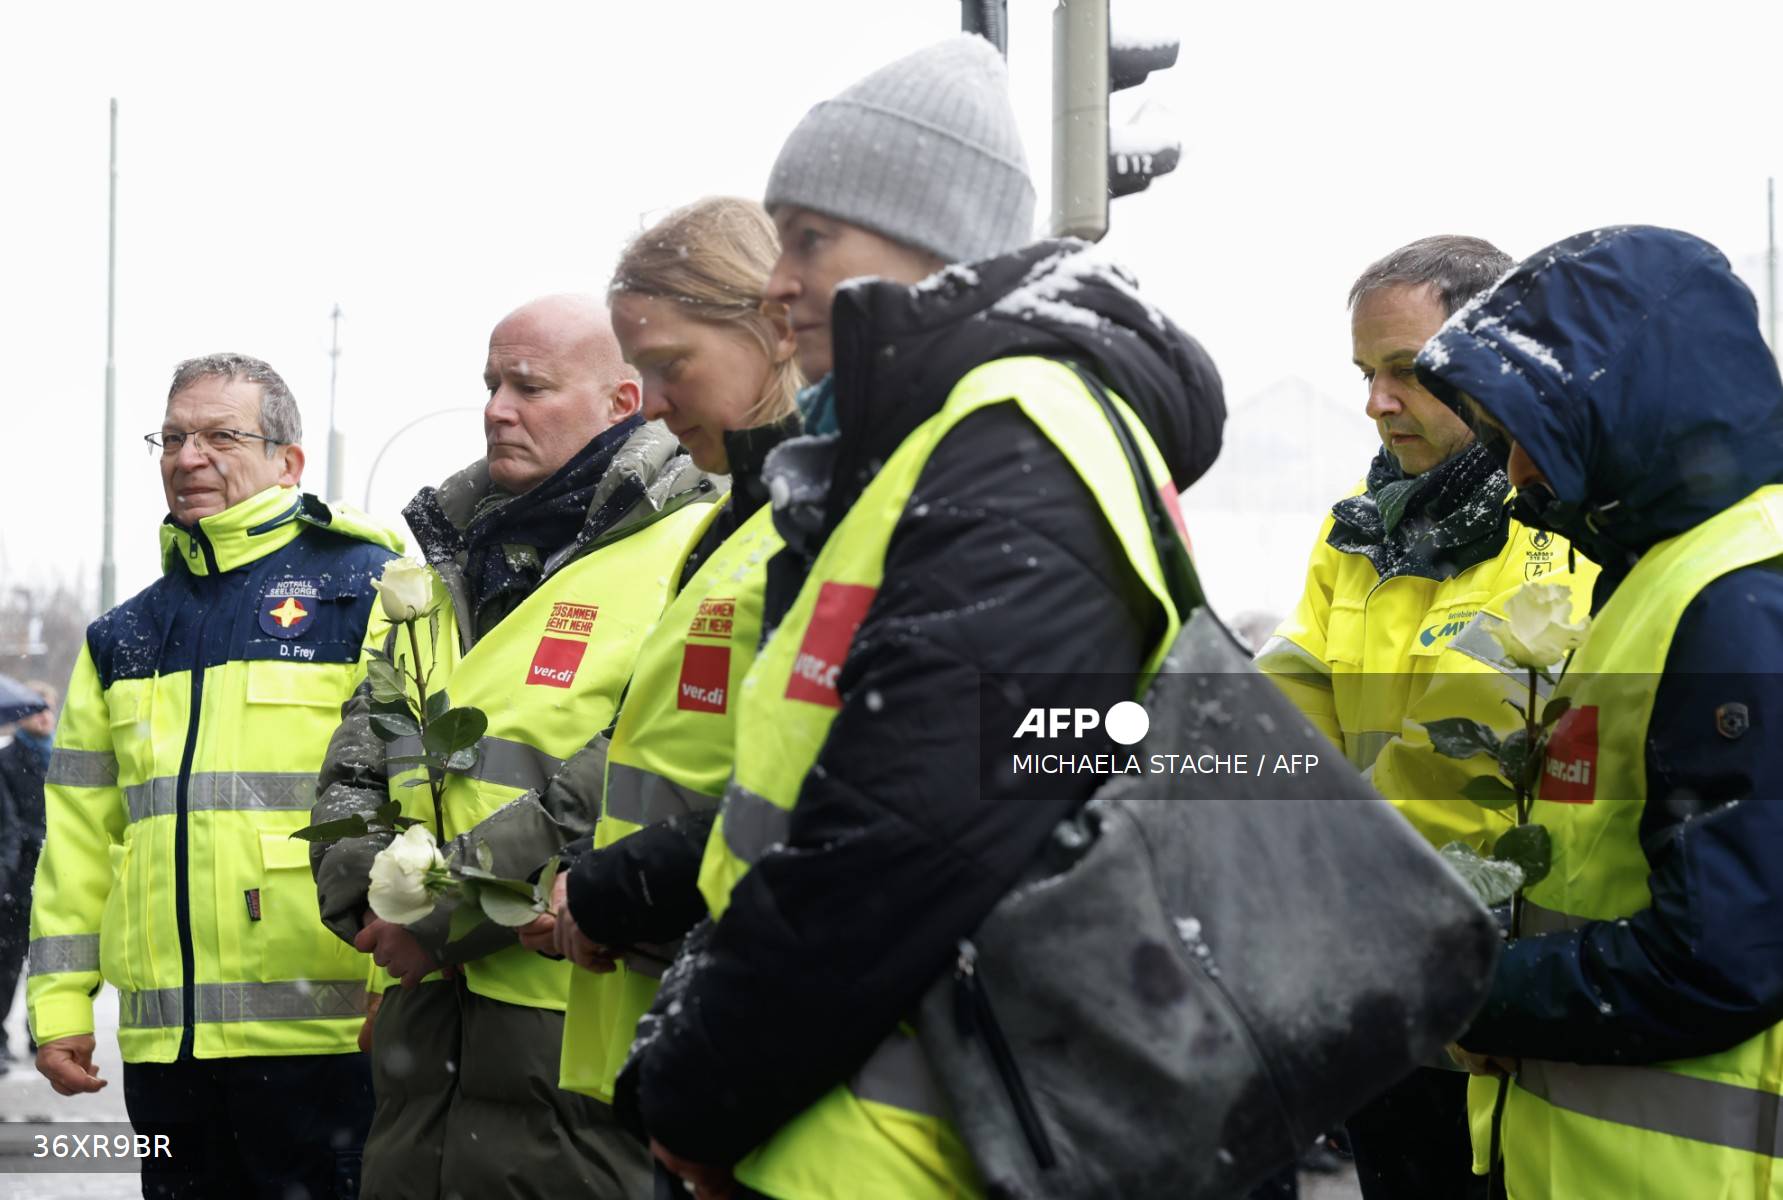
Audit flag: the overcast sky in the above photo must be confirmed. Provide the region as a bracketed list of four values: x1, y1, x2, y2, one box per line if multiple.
[4, 0, 1781, 612]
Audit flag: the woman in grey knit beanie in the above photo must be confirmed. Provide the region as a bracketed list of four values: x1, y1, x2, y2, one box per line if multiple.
[760, 34, 1038, 400]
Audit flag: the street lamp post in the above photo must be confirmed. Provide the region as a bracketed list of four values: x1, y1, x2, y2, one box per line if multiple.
[361, 407, 482, 512]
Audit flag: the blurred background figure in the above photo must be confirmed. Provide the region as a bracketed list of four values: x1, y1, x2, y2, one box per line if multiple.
[0, 679, 55, 1074]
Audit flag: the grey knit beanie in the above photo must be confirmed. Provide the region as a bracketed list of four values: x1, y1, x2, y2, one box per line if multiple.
[765, 34, 1036, 265]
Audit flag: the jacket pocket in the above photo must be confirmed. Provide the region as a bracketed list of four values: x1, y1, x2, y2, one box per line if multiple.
[245, 659, 358, 708]
[253, 833, 350, 981]
[98, 837, 137, 991]
[1324, 603, 1366, 667]
[106, 681, 157, 789]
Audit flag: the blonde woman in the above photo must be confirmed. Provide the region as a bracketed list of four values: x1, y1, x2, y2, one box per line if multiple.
[520, 197, 800, 1115]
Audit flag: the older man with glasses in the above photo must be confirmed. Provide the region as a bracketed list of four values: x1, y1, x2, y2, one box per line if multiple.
[28, 352, 403, 1198]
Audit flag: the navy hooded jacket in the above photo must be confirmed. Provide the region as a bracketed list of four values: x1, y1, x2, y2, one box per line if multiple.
[1417, 226, 1783, 1064]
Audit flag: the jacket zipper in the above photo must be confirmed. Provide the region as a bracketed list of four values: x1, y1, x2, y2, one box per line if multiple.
[952, 939, 1056, 1169]
[172, 527, 221, 1057]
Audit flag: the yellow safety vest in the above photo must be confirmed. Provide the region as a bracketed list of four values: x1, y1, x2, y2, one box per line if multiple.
[697, 358, 1181, 1199]
[29, 485, 404, 1061]
[1495, 485, 1783, 1198]
[1259, 503, 1597, 852]
[377, 499, 715, 1010]
[559, 499, 780, 1100]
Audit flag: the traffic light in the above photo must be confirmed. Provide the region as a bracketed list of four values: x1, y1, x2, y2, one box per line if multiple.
[1051, 0, 1182, 240]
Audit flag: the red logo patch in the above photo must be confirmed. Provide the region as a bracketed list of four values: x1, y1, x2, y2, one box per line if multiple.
[1540, 705, 1599, 804]
[527, 636, 588, 689]
[784, 583, 877, 708]
[677, 643, 732, 713]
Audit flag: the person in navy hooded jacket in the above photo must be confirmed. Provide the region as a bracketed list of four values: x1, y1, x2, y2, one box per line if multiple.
[1417, 225, 1783, 1196]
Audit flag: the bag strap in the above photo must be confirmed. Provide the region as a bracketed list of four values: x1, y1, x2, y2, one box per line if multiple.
[1064, 363, 1208, 618]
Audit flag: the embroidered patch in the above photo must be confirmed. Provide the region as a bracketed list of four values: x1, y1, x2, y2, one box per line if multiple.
[1541, 704, 1598, 804]
[785, 583, 877, 708]
[258, 580, 321, 638]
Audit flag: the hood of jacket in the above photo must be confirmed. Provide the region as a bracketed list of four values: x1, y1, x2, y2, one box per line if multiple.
[406, 421, 713, 571]
[1416, 225, 1783, 580]
[820, 239, 1226, 528]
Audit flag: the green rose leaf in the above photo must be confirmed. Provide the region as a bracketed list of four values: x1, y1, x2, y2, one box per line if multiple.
[367, 658, 406, 703]
[424, 708, 488, 758]
[1541, 696, 1572, 728]
[444, 747, 480, 774]
[371, 712, 420, 742]
[1493, 823, 1552, 888]
[392, 815, 424, 830]
[425, 690, 452, 722]
[479, 886, 543, 927]
[287, 814, 371, 843]
[428, 610, 441, 654]
[1461, 775, 1520, 811]
[1439, 841, 1525, 908]
[1496, 729, 1532, 789]
[534, 856, 560, 905]
[1421, 718, 1502, 761]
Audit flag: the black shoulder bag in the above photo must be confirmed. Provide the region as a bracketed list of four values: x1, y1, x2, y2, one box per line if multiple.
[915, 366, 1500, 1199]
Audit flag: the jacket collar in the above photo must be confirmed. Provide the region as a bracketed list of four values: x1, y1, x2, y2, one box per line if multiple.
[161, 485, 308, 577]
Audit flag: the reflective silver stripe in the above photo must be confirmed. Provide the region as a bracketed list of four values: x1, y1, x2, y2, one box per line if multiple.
[124, 773, 317, 823]
[1449, 616, 1559, 697]
[720, 782, 789, 865]
[28, 934, 99, 975]
[1519, 1058, 1783, 1159]
[389, 734, 564, 795]
[48, 748, 119, 789]
[605, 763, 719, 826]
[118, 980, 367, 1028]
[1347, 729, 1395, 771]
[1254, 636, 1333, 683]
[850, 1032, 948, 1117]
[1520, 899, 1591, 936]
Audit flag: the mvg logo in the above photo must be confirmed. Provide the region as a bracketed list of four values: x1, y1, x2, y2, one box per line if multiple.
[1014, 701, 1150, 746]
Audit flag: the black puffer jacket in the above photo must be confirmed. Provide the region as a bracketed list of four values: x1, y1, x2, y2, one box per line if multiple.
[624, 240, 1225, 1163]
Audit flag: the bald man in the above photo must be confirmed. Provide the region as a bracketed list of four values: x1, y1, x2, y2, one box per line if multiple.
[310, 295, 718, 1198]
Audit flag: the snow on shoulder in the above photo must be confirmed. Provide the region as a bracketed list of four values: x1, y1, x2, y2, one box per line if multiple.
[991, 242, 1167, 334]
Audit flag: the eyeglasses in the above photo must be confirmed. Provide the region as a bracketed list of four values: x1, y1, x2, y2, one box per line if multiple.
[144, 428, 287, 456]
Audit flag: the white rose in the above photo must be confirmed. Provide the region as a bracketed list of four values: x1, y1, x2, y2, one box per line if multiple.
[368, 824, 447, 924]
[373, 559, 435, 623]
[1491, 582, 1589, 670]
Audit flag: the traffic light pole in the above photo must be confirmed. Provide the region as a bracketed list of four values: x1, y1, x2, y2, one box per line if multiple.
[1052, 0, 1110, 242]
[961, 0, 1008, 56]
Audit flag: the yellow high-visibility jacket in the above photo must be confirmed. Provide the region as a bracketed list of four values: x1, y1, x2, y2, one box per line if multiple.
[29, 486, 403, 1062]
[1257, 503, 1597, 851]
